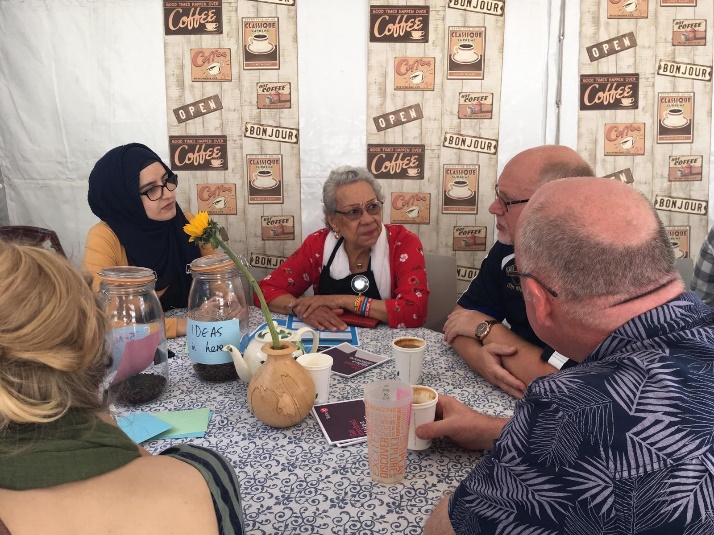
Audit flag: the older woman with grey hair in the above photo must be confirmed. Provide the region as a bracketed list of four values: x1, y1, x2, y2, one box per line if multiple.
[258, 166, 429, 330]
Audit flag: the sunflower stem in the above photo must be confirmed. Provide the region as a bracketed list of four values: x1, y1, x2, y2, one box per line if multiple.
[214, 237, 281, 350]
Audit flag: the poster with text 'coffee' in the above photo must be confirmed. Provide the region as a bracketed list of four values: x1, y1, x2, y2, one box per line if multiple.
[367, 0, 506, 296]
[578, 0, 713, 256]
[163, 0, 301, 270]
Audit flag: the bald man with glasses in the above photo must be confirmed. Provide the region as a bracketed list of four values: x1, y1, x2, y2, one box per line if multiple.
[443, 146, 594, 398]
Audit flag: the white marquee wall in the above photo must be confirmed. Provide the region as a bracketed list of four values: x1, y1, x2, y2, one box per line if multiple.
[0, 0, 711, 265]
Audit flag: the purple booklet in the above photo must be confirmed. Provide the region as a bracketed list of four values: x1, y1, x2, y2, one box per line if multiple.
[321, 343, 389, 378]
[311, 399, 367, 446]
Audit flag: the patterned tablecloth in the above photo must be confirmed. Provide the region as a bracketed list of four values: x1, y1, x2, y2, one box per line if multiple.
[116, 308, 516, 534]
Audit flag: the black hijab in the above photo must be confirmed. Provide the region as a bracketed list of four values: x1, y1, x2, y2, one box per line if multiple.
[87, 143, 200, 310]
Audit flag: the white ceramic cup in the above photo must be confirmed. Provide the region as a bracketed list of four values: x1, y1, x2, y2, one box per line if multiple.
[405, 206, 420, 218]
[408, 385, 438, 450]
[297, 353, 333, 404]
[392, 336, 426, 385]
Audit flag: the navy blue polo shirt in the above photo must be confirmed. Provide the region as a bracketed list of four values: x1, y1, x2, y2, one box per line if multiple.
[457, 241, 544, 348]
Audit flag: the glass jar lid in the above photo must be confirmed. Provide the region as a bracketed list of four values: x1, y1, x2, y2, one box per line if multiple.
[188, 253, 235, 273]
[98, 266, 156, 284]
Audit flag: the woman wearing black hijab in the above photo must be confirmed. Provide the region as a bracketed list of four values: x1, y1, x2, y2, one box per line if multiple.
[83, 143, 204, 337]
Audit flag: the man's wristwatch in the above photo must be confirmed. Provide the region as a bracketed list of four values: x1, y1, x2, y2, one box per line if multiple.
[475, 320, 499, 342]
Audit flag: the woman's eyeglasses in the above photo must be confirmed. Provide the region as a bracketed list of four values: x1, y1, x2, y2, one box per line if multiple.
[334, 200, 384, 221]
[495, 184, 529, 213]
[507, 269, 559, 297]
[140, 173, 178, 201]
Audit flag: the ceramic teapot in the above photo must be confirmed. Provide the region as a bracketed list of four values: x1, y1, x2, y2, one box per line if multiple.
[223, 322, 319, 383]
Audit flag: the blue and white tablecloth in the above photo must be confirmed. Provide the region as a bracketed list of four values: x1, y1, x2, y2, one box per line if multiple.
[116, 308, 516, 534]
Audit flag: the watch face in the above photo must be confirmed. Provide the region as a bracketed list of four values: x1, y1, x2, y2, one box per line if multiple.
[476, 322, 489, 338]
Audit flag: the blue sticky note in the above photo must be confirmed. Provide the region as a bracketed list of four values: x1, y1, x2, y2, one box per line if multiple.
[118, 412, 173, 444]
[186, 319, 241, 364]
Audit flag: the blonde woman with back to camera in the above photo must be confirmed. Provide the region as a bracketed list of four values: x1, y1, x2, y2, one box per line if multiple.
[0, 241, 244, 535]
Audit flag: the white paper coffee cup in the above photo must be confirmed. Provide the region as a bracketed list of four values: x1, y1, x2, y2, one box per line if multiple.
[392, 336, 426, 385]
[408, 385, 438, 450]
[297, 353, 333, 404]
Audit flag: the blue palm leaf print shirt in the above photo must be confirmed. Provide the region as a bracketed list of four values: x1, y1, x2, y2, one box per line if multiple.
[449, 292, 714, 535]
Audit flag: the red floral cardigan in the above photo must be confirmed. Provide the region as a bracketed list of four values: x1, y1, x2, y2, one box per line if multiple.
[257, 225, 429, 327]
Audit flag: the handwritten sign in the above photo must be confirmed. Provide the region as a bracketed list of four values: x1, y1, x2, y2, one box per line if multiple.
[186, 319, 241, 364]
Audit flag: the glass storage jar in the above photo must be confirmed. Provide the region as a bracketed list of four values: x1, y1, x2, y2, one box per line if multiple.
[98, 266, 168, 405]
[187, 253, 250, 381]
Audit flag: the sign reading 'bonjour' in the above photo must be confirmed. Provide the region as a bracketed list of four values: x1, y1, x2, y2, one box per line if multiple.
[447, 0, 504, 17]
[244, 122, 299, 144]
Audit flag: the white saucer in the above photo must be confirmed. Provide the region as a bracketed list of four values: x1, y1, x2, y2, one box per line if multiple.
[674, 249, 686, 259]
[209, 163, 223, 168]
[446, 188, 474, 200]
[451, 52, 480, 65]
[204, 27, 218, 32]
[661, 117, 689, 129]
[247, 43, 275, 55]
[620, 102, 635, 107]
[252, 178, 279, 189]
[410, 35, 425, 40]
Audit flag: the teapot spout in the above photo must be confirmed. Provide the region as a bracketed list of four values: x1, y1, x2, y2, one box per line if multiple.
[223, 344, 252, 382]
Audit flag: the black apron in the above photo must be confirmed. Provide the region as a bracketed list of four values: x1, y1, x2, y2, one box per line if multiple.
[318, 238, 382, 299]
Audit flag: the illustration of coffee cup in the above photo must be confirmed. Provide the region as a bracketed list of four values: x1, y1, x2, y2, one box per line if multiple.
[210, 158, 224, 167]
[249, 33, 272, 53]
[409, 71, 425, 85]
[212, 196, 227, 209]
[460, 238, 469, 247]
[681, 32, 689, 42]
[622, 0, 638, 12]
[270, 227, 278, 236]
[619, 136, 637, 150]
[205, 22, 219, 31]
[405, 206, 420, 218]
[677, 168, 685, 177]
[265, 96, 274, 105]
[620, 97, 634, 106]
[663, 107, 687, 127]
[411, 30, 425, 39]
[453, 42, 479, 63]
[205, 62, 222, 75]
[406, 168, 420, 177]
[255, 169, 273, 179]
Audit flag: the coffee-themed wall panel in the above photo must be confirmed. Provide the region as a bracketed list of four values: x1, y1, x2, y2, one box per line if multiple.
[368, 0, 506, 296]
[163, 0, 301, 273]
[578, 1, 713, 256]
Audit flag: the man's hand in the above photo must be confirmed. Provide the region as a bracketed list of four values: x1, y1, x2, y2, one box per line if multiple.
[297, 305, 346, 331]
[443, 308, 488, 343]
[416, 394, 508, 451]
[471, 342, 526, 399]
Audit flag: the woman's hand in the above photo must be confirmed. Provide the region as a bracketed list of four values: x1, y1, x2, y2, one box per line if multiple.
[293, 295, 342, 319]
[298, 305, 347, 331]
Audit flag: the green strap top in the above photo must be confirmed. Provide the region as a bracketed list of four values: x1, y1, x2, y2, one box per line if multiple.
[0, 412, 141, 491]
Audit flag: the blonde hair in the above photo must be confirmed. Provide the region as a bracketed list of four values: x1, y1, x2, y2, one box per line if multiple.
[0, 240, 110, 430]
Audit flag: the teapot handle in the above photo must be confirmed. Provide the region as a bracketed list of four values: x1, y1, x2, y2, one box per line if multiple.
[294, 327, 319, 353]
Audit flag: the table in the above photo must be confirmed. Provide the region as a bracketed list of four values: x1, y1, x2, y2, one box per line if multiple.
[116, 308, 516, 534]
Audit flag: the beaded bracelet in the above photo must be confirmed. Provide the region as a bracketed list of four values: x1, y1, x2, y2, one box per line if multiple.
[354, 295, 364, 315]
[363, 298, 372, 316]
[359, 296, 369, 316]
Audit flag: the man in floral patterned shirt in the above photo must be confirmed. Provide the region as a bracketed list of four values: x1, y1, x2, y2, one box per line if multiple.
[424, 177, 714, 534]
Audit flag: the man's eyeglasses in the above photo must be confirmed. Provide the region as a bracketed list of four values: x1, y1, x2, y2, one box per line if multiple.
[507, 269, 559, 298]
[334, 200, 384, 221]
[495, 184, 529, 213]
[140, 173, 178, 201]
